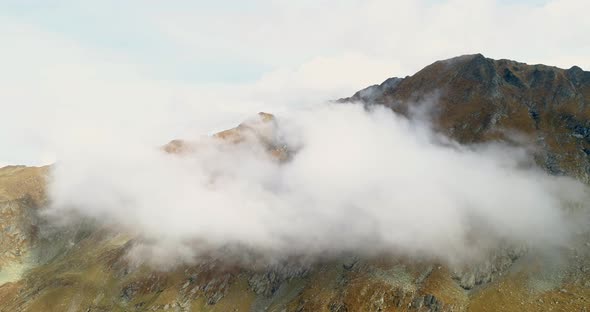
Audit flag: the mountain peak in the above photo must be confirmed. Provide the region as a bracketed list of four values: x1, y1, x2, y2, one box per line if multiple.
[341, 55, 590, 179]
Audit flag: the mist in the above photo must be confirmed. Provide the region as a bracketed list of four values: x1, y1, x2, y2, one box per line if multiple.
[45, 102, 588, 267]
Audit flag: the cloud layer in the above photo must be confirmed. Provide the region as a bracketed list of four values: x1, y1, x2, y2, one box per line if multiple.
[46, 103, 588, 266]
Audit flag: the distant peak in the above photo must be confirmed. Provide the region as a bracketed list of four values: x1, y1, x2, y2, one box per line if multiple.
[568, 65, 584, 73]
[257, 112, 275, 122]
[439, 53, 487, 65]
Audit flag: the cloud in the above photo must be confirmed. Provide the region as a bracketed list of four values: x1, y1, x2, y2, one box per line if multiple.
[0, 20, 395, 166]
[0, 20, 269, 165]
[2, 0, 589, 165]
[145, 0, 590, 74]
[45, 102, 589, 267]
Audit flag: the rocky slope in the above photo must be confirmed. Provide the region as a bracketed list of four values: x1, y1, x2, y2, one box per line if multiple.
[2, 55, 590, 311]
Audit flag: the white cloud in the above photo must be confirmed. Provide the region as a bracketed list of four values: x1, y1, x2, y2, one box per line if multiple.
[45, 103, 589, 267]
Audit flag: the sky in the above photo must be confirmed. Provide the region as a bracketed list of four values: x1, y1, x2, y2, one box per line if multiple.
[1, 0, 589, 166]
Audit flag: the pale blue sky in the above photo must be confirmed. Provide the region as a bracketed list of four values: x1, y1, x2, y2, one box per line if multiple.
[0, 0, 556, 83]
[1, 1, 272, 83]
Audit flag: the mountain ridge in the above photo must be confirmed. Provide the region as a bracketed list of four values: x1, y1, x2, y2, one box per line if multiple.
[341, 53, 590, 180]
[2, 55, 590, 311]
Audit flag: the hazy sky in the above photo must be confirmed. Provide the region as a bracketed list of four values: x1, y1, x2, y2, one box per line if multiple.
[1, 0, 588, 166]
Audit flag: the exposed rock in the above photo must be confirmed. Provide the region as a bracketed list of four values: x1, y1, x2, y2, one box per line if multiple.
[452, 245, 526, 289]
[248, 271, 282, 297]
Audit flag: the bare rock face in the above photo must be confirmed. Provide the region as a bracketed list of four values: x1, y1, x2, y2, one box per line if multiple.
[451, 245, 526, 290]
[162, 112, 290, 161]
[2, 56, 590, 311]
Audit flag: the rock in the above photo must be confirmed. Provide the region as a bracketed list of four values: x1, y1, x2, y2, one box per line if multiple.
[342, 256, 358, 270]
[248, 271, 282, 297]
[207, 292, 224, 305]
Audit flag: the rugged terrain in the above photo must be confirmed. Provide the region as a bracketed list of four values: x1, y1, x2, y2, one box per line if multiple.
[2, 54, 590, 311]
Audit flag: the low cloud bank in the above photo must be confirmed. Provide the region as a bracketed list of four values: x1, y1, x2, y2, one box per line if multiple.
[46, 103, 588, 267]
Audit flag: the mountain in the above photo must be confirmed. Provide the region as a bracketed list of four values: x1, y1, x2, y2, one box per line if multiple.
[340, 54, 590, 179]
[2, 55, 590, 311]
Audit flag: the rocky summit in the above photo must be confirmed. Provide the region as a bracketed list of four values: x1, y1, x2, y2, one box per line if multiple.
[340, 54, 590, 180]
[2, 55, 590, 311]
